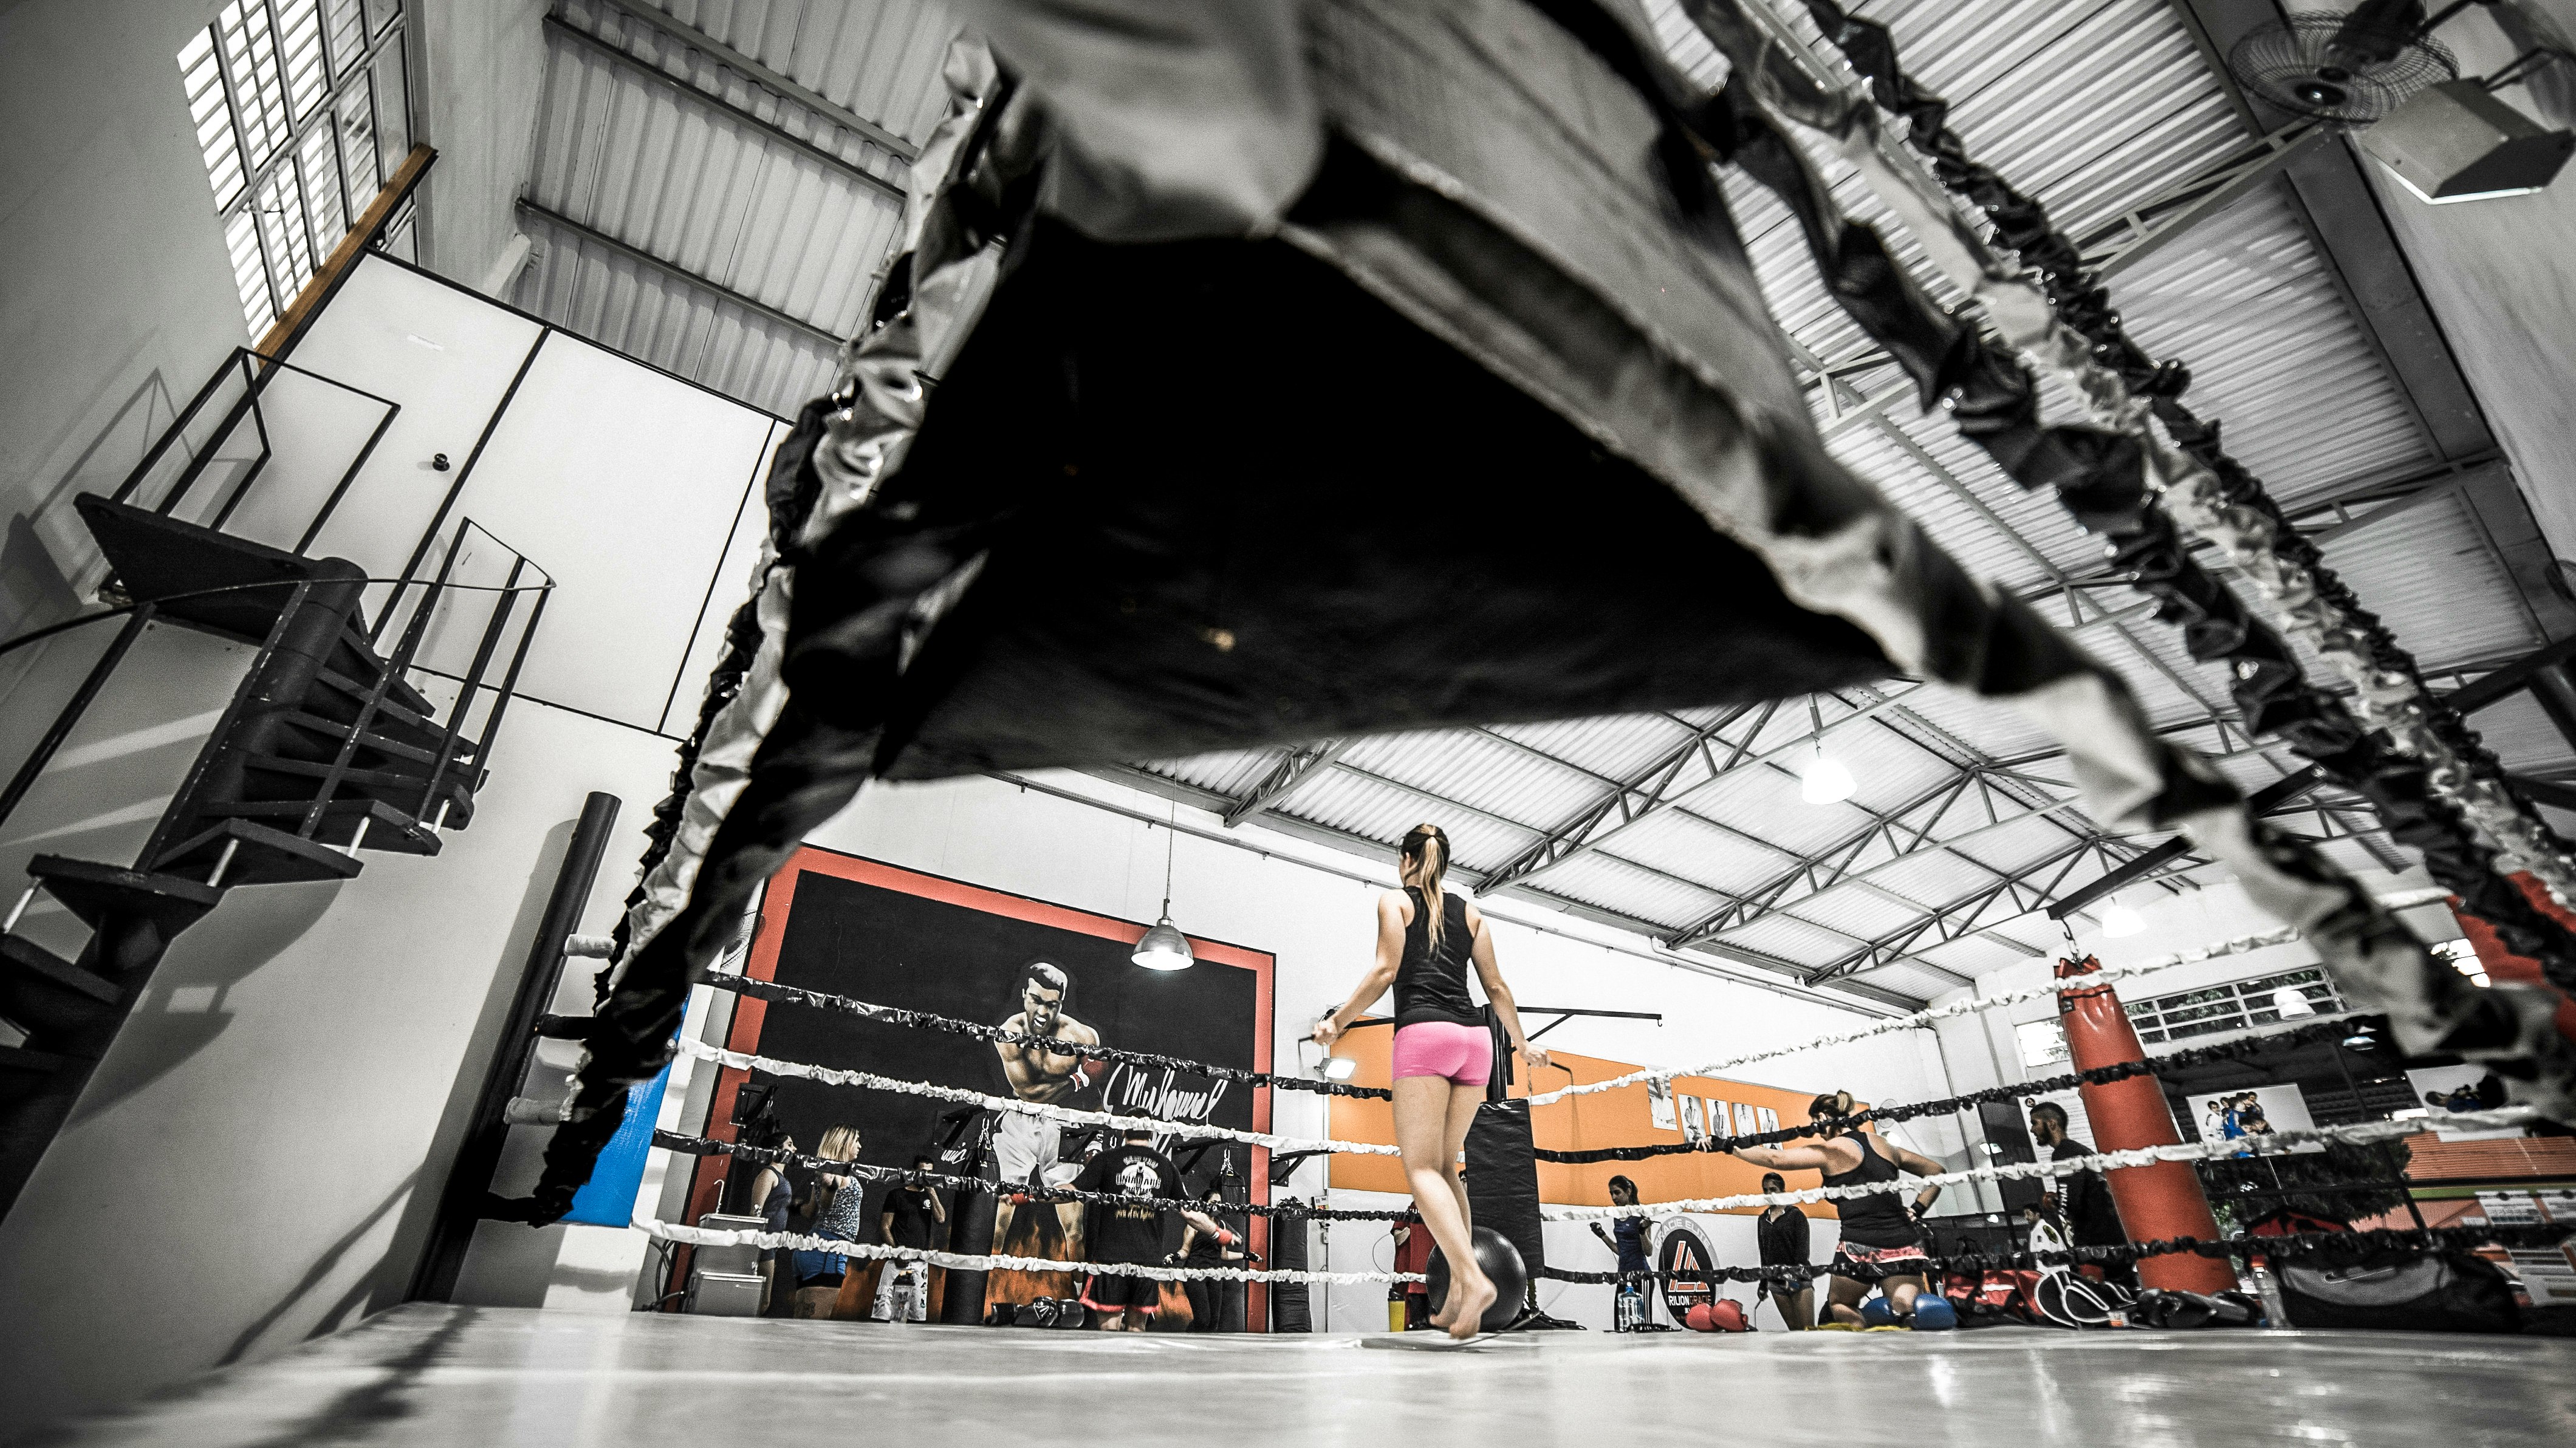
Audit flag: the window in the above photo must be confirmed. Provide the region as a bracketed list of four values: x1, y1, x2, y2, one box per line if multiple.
[2016, 1019, 2069, 1069]
[179, 1, 408, 340]
[2123, 967, 2345, 1045]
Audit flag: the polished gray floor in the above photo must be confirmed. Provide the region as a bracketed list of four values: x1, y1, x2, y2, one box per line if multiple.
[19, 1304, 2576, 1447]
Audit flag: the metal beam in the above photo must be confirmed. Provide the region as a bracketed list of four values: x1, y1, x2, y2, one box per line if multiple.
[584, 0, 920, 160]
[2046, 765, 2324, 920]
[2075, 120, 2328, 279]
[513, 196, 845, 347]
[1224, 738, 1355, 827]
[1474, 703, 1767, 894]
[544, 14, 904, 199]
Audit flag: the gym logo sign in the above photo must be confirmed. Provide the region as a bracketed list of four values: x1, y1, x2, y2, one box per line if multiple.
[1657, 1219, 1717, 1322]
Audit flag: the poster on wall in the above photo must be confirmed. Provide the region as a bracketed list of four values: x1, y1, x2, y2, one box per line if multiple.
[691, 847, 1275, 1330]
[1735, 1102, 1763, 1138]
[2405, 1065, 2519, 1140]
[1679, 1096, 1705, 1142]
[1757, 1106, 1780, 1135]
[2184, 1084, 2323, 1154]
[1648, 1077, 1679, 1132]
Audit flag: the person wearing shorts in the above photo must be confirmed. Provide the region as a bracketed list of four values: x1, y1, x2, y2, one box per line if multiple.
[1072, 1127, 1226, 1331]
[1313, 822, 1550, 1339]
[1731, 1091, 1942, 1325]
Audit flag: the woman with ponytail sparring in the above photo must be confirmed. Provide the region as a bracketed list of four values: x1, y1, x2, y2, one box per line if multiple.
[1730, 1090, 1942, 1325]
[1314, 823, 1549, 1339]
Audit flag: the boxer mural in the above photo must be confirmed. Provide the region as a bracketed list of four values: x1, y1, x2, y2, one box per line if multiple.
[991, 960, 1101, 1254]
[729, 849, 1271, 1329]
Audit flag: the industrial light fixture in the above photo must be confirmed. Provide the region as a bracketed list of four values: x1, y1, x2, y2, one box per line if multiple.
[2100, 897, 2145, 938]
[1322, 1054, 1358, 1082]
[1798, 698, 1857, 805]
[1132, 808, 1195, 972]
[1297, 1027, 1360, 1081]
[2360, 77, 2575, 203]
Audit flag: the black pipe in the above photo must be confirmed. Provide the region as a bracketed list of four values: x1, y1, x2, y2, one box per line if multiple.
[408, 791, 622, 1302]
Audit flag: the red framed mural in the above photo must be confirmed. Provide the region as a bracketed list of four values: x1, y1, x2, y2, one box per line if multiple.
[674, 845, 1276, 1330]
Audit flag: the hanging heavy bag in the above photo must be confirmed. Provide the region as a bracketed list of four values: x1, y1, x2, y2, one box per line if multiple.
[2275, 1250, 2521, 1334]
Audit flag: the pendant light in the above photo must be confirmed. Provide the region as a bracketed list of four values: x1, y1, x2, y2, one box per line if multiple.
[1798, 697, 1857, 805]
[2100, 895, 2145, 938]
[1132, 808, 1195, 971]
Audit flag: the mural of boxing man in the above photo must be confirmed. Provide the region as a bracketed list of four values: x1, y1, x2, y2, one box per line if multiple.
[992, 959, 1101, 1252]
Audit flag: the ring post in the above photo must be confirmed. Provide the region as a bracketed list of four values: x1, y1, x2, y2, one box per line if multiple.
[2055, 954, 2236, 1294]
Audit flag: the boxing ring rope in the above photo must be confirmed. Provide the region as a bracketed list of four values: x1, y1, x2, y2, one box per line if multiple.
[640, 1215, 1427, 1287]
[654, 1129, 1420, 1222]
[1536, 1107, 2542, 1221]
[673, 1035, 1402, 1156]
[1540, 1220, 2576, 1288]
[1521, 888, 2451, 1108]
[1526, 1015, 2377, 1163]
[705, 973, 1392, 1099]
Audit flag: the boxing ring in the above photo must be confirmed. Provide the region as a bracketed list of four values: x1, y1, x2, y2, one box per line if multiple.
[37, 1304, 2576, 1447]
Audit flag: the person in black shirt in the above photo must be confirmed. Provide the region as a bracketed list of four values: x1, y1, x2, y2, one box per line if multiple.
[1755, 1173, 1814, 1330]
[871, 1153, 947, 1322]
[2029, 1103, 2134, 1289]
[1072, 1127, 1228, 1331]
[1732, 1090, 1941, 1325]
[1586, 1176, 1652, 1329]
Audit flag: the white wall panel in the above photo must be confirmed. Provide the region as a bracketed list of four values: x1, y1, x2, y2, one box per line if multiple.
[441, 329, 775, 729]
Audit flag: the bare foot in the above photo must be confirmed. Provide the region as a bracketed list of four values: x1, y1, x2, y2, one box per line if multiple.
[1444, 1270, 1497, 1340]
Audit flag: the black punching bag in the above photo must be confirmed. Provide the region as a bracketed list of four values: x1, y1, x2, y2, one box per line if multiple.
[1464, 1100, 1545, 1283]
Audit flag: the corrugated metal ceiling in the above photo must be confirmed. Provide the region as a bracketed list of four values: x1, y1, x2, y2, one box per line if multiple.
[473, 0, 2571, 1005]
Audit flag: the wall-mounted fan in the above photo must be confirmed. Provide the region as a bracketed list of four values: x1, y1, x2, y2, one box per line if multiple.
[2227, 2, 2464, 124]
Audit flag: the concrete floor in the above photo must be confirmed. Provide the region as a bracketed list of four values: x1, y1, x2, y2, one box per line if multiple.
[16, 1305, 2576, 1447]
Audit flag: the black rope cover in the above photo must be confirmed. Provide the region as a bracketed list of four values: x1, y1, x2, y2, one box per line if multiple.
[656, 1129, 1418, 1221]
[705, 974, 1393, 1099]
[1744, 0, 2576, 997]
[1530, 1017, 2369, 1163]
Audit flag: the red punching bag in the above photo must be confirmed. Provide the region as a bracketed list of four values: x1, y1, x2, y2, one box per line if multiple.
[2055, 954, 2236, 1294]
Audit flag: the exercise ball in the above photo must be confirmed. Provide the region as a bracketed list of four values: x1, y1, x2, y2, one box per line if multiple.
[1424, 1226, 1527, 1333]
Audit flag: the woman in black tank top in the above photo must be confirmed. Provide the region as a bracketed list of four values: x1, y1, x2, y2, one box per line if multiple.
[1732, 1089, 1945, 1325]
[1314, 822, 1550, 1339]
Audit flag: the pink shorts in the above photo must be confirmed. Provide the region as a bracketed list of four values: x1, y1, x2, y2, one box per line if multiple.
[1391, 1021, 1491, 1087]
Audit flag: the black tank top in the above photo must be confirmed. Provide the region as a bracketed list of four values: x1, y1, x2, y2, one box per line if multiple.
[1393, 887, 1479, 1029]
[1819, 1132, 1919, 1249]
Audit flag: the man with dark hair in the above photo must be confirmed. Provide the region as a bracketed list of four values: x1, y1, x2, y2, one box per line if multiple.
[1073, 1126, 1227, 1331]
[992, 960, 1101, 1250]
[1756, 1172, 1814, 1330]
[2030, 1101, 2134, 1288]
[871, 1153, 947, 1322]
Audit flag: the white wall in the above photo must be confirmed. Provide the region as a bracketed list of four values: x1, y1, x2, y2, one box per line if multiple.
[0, 244, 779, 1424]
[0, 0, 265, 698]
[412, 0, 549, 286]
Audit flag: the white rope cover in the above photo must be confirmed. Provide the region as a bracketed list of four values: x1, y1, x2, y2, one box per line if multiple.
[1540, 1106, 2537, 1221]
[675, 1036, 1400, 1156]
[642, 1215, 1423, 1286]
[1523, 887, 2453, 1107]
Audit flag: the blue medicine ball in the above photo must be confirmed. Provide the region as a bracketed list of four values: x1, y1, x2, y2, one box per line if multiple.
[1911, 1296, 1959, 1331]
[1859, 1296, 1900, 1327]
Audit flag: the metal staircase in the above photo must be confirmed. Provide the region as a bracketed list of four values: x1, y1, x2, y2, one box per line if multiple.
[0, 347, 548, 1219]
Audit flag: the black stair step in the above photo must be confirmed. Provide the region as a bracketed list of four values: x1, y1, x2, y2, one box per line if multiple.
[0, 1043, 83, 1077]
[275, 711, 474, 771]
[73, 496, 360, 645]
[238, 754, 477, 830]
[26, 856, 224, 938]
[1, 935, 123, 1038]
[308, 668, 442, 734]
[150, 819, 366, 887]
[324, 627, 439, 718]
[199, 799, 442, 857]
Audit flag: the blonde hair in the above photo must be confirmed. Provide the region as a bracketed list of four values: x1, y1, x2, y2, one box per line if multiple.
[811, 1124, 862, 1216]
[1402, 823, 1452, 951]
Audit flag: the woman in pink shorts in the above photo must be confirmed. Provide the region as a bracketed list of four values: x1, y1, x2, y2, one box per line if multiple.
[1313, 822, 1549, 1338]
